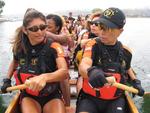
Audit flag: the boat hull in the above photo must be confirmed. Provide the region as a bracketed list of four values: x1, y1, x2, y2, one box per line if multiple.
[5, 92, 139, 113]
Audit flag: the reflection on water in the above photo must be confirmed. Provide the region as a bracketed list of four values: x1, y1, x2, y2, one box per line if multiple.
[0, 96, 6, 112]
[0, 18, 150, 112]
[142, 94, 150, 113]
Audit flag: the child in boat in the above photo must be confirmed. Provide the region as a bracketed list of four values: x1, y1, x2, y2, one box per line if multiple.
[1, 8, 68, 113]
[76, 7, 145, 113]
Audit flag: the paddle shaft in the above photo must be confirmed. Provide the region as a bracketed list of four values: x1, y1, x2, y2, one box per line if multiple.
[107, 76, 139, 93]
[106, 76, 149, 95]
[0, 77, 149, 95]
[112, 82, 138, 94]
[0, 84, 28, 94]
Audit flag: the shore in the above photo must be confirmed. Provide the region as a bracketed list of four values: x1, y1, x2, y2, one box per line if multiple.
[0, 15, 22, 22]
[0, 18, 8, 22]
[0, 16, 10, 22]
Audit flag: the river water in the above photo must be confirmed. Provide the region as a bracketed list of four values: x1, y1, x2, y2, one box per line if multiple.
[0, 18, 150, 112]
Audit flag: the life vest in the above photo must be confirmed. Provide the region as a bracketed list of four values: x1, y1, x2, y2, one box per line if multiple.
[83, 38, 127, 100]
[14, 38, 59, 96]
[75, 49, 83, 67]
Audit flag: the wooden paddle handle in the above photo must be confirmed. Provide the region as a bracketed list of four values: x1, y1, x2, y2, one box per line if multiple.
[112, 82, 139, 94]
[106, 76, 139, 94]
[5, 79, 31, 92]
[0, 84, 29, 94]
[6, 84, 28, 92]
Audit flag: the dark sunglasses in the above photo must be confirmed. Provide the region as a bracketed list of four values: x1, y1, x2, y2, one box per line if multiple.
[89, 21, 100, 26]
[27, 24, 48, 32]
[90, 21, 110, 31]
[100, 24, 110, 31]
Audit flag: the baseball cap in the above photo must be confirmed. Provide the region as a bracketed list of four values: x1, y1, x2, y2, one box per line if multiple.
[97, 7, 126, 28]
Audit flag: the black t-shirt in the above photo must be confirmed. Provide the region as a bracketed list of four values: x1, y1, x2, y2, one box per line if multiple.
[83, 39, 132, 71]
[92, 41, 132, 70]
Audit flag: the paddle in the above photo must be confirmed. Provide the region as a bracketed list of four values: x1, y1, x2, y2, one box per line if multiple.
[1, 77, 149, 95]
[0, 80, 32, 94]
[106, 76, 149, 95]
[0, 84, 28, 94]
[107, 77, 150, 112]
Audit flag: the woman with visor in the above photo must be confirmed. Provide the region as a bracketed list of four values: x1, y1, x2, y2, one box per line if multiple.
[1, 8, 67, 113]
[76, 7, 145, 113]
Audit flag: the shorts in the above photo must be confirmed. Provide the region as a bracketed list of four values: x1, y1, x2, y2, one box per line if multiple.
[20, 89, 62, 107]
[76, 90, 127, 113]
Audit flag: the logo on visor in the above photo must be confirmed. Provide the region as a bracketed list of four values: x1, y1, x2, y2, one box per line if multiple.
[103, 9, 115, 18]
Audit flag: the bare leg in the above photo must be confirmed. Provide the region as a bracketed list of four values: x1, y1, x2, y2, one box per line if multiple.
[60, 75, 71, 106]
[77, 76, 83, 94]
[79, 112, 89, 113]
[21, 97, 42, 113]
[43, 98, 66, 113]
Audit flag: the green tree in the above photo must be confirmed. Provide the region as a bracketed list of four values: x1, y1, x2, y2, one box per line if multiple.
[0, 0, 5, 15]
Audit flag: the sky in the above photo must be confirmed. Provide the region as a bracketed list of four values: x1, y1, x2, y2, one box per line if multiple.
[2, 0, 150, 15]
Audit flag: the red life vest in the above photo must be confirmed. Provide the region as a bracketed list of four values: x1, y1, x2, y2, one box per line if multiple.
[82, 39, 128, 100]
[83, 73, 122, 100]
[13, 38, 59, 96]
[14, 70, 39, 96]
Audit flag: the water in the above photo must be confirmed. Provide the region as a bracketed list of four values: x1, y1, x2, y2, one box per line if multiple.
[0, 18, 150, 112]
[0, 21, 22, 79]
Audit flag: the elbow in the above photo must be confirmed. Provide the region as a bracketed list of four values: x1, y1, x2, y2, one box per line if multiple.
[62, 68, 69, 79]
[78, 60, 90, 78]
[78, 63, 84, 77]
[64, 69, 69, 79]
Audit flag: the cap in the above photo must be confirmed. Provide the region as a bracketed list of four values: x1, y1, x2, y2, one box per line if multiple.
[98, 7, 126, 28]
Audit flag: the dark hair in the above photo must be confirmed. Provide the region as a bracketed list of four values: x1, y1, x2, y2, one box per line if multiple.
[46, 14, 63, 34]
[23, 8, 46, 27]
[11, 8, 46, 54]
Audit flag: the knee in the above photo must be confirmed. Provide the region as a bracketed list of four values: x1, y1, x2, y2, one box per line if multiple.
[43, 99, 65, 113]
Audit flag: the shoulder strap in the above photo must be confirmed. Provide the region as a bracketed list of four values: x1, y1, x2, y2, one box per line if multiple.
[116, 41, 126, 64]
[39, 39, 53, 73]
[95, 38, 111, 64]
[94, 38, 104, 66]
[40, 39, 53, 56]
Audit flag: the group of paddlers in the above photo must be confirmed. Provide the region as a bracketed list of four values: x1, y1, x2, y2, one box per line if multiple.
[1, 7, 145, 113]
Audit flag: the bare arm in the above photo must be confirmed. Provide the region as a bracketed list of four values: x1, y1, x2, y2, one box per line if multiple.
[27, 57, 68, 91]
[78, 57, 93, 78]
[43, 57, 68, 82]
[80, 39, 91, 48]
[127, 67, 136, 80]
[6, 59, 18, 79]
[46, 32, 68, 43]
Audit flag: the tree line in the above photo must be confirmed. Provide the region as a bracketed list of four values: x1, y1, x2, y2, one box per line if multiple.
[0, 0, 5, 15]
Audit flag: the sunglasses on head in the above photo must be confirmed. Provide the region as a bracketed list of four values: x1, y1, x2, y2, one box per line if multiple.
[27, 24, 48, 32]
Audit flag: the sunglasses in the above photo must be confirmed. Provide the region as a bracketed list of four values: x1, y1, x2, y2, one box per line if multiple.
[27, 24, 48, 32]
[99, 24, 110, 31]
[89, 21, 100, 26]
[90, 21, 110, 31]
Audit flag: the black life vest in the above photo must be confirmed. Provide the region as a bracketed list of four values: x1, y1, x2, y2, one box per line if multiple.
[83, 38, 128, 99]
[14, 38, 59, 96]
